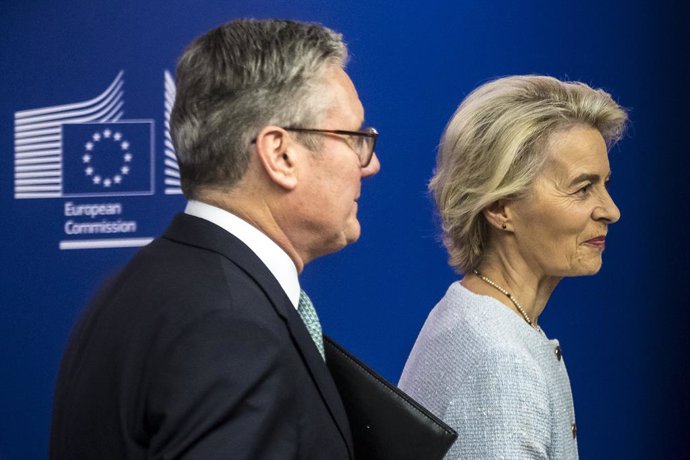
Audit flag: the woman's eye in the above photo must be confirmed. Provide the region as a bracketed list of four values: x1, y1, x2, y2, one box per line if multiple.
[576, 184, 592, 196]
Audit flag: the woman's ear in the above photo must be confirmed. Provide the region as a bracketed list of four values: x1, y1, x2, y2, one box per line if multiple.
[254, 126, 298, 190]
[483, 199, 512, 231]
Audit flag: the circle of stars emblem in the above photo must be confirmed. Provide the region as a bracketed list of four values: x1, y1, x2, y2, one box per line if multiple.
[82, 128, 133, 188]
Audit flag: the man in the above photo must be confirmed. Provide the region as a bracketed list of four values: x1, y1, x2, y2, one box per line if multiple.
[50, 19, 380, 459]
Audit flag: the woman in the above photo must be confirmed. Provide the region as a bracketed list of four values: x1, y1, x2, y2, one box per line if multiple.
[399, 75, 627, 459]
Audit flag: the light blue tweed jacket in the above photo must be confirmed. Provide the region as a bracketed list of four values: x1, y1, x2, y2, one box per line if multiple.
[399, 283, 579, 459]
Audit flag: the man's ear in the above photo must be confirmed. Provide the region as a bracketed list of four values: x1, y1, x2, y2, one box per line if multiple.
[254, 126, 298, 190]
[482, 199, 512, 232]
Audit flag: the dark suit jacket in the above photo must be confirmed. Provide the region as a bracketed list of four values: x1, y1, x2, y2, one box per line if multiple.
[50, 213, 354, 459]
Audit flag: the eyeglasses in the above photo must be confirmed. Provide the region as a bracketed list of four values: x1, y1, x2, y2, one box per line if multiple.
[283, 127, 378, 167]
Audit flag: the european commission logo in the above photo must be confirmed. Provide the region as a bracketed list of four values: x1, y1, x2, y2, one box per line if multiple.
[12, 70, 183, 250]
[14, 70, 182, 199]
[61, 122, 153, 196]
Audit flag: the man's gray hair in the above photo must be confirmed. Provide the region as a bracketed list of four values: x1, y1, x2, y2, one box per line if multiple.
[171, 19, 348, 198]
[430, 75, 628, 273]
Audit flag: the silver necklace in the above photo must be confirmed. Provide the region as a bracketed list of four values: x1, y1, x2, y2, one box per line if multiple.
[472, 269, 535, 328]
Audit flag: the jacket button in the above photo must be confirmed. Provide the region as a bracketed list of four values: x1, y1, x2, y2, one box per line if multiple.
[571, 422, 577, 438]
[555, 345, 562, 361]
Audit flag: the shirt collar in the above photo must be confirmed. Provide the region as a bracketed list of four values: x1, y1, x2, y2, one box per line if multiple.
[184, 200, 300, 309]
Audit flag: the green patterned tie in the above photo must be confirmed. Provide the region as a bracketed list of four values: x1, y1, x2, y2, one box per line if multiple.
[298, 289, 325, 360]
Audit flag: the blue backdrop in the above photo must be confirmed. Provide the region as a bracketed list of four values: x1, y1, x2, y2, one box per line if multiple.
[1, 1, 688, 458]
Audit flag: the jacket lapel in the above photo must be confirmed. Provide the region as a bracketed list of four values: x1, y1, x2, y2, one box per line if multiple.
[163, 213, 354, 458]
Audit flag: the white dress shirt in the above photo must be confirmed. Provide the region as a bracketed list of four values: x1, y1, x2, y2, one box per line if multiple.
[185, 200, 300, 309]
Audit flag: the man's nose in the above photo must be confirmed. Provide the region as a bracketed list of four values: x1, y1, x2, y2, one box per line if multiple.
[362, 153, 380, 177]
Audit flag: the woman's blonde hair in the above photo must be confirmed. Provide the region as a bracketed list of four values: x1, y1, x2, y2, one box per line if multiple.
[430, 75, 627, 273]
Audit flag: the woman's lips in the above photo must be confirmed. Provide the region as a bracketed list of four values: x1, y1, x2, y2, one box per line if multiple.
[584, 236, 606, 249]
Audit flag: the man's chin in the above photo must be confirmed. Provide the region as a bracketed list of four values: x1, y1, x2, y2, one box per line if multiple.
[345, 221, 362, 245]
[329, 225, 361, 254]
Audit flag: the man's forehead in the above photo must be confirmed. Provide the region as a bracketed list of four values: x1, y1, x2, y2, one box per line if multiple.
[323, 67, 365, 125]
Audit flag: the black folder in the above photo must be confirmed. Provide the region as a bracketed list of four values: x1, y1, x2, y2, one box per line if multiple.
[324, 336, 458, 460]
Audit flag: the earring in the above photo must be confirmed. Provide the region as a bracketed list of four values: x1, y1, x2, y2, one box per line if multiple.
[501, 223, 507, 230]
